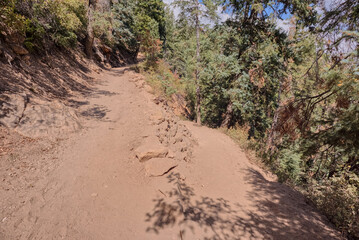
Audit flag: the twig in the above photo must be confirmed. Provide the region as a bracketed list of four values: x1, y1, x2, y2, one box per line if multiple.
[158, 189, 167, 197]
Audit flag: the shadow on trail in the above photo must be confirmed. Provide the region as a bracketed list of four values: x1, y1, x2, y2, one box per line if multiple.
[145, 171, 341, 240]
[80, 105, 109, 120]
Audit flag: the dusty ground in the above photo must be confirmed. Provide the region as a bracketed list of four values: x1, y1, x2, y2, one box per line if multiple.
[0, 66, 343, 240]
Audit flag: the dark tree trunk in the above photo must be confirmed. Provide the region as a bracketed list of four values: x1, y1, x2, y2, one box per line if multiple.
[85, 0, 111, 59]
[266, 80, 282, 153]
[85, 1, 95, 58]
[195, 0, 201, 125]
[221, 101, 233, 128]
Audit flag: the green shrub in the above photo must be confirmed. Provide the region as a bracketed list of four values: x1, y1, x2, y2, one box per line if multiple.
[0, 0, 28, 36]
[308, 174, 359, 238]
[139, 59, 184, 99]
[277, 148, 304, 184]
[37, 0, 86, 47]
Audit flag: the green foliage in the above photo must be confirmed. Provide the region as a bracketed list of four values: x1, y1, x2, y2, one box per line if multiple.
[0, 0, 28, 36]
[31, 0, 87, 47]
[92, 10, 112, 42]
[277, 147, 303, 183]
[173, 0, 219, 24]
[135, 0, 166, 41]
[133, 0, 166, 63]
[223, 0, 317, 26]
[163, 0, 359, 237]
[0, 0, 87, 48]
[138, 59, 184, 99]
[308, 173, 359, 237]
[103, 0, 139, 55]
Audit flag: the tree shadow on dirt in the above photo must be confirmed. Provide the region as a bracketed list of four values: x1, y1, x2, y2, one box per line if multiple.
[145, 171, 341, 240]
[0, 49, 118, 103]
[80, 105, 109, 120]
[0, 51, 92, 99]
[0, 49, 121, 127]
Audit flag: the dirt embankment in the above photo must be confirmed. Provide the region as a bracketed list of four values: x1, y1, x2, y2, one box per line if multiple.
[0, 47, 99, 138]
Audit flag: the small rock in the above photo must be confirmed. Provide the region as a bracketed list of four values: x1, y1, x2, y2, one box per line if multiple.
[91, 193, 98, 197]
[149, 112, 165, 125]
[167, 150, 175, 159]
[11, 45, 29, 55]
[101, 44, 112, 54]
[135, 80, 145, 88]
[22, 55, 31, 63]
[144, 85, 153, 93]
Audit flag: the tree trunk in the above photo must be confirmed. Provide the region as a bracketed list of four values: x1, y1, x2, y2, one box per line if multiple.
[266, 80, 282, 153]
[85, 0, 112, 59]
[85, 1, 94, 58]
[221, 101, 233, 128]
[195, 0, 201, 125]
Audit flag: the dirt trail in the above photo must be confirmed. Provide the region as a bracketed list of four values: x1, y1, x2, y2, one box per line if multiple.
[0, 67, 342, 240]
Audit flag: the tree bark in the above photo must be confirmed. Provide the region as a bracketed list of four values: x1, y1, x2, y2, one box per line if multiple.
[195, 0, 201, 125]
[221, 101, 233, 128]
[266, 80, 282, 153]
[85, 0, 112, 59]
[85, 1, 95, 58]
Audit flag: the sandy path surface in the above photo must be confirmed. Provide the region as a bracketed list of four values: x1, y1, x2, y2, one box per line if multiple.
[0, 67, 342, 240]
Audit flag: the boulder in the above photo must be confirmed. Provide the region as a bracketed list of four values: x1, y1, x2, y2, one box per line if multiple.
[135, 141, 168, 162]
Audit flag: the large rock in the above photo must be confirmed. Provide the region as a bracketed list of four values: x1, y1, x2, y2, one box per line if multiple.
[144, 158, 178, 177]
[135, 140, 168, 162]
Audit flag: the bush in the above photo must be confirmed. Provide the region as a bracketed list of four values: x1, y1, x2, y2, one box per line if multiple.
[308, 174, 359, 238]
[276, 148, 304, 184]
[1, 0, 87, 49]
[31, 0, 87, 47]
[0, 0, 28, 37]
[138, 59, 184, 99]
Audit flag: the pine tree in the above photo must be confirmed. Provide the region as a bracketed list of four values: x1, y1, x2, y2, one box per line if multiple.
[172, 0, 218, 124]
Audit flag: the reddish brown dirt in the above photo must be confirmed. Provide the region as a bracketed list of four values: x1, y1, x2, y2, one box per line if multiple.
[0, 67, 343, 240]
